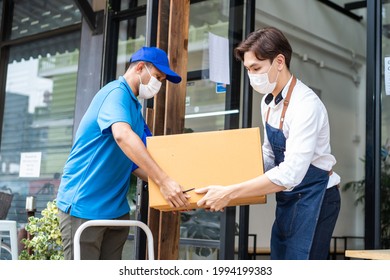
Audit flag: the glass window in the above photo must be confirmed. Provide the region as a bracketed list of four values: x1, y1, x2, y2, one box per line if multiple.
[381, 2, 390, 249]
[11, 0, 81, 39]
[185, 0, 233, 134]
[0, 36, 80, 224]
[188, 0, 229, 72]
[9, 32, 80, 62]
[185, 79, 228, 132]
[120, 0, 147, 11]
[116, 15, 147, 77]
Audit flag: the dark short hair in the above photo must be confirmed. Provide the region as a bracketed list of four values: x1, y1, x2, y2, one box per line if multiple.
[129, 61, 153, 69]
[234, 27, 292, 68]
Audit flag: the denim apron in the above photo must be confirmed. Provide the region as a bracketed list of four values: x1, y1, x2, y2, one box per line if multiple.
[267, 77, 330, 260]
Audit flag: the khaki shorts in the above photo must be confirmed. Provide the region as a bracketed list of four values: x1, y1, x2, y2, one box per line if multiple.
[58, 210, 130, 260]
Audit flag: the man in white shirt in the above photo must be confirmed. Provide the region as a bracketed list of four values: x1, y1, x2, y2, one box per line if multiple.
[196, 26, 340, 260]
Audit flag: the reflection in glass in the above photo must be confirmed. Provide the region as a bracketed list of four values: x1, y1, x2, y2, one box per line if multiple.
[116, 16, 146, 78]
[11, 0, 81, 39]
[185, 79, 230, 132]
[185, 0, 232, 134]
[188, 0, 229, 72]
[1, 42, 79, 224]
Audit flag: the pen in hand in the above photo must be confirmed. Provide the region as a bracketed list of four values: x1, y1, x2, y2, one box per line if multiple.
[182, 187, 195, 193]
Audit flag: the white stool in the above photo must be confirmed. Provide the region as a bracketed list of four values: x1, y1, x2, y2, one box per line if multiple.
[0, 220, 18, 260]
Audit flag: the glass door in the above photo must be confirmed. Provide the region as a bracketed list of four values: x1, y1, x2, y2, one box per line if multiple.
[380, 2, 390, 249]
[179, 0, 243, 260]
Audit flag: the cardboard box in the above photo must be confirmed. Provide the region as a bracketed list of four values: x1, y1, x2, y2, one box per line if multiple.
[147, 127, 266, 211]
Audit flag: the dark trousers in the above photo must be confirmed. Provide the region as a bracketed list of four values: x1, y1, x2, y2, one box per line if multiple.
[309, 186, 341, 259]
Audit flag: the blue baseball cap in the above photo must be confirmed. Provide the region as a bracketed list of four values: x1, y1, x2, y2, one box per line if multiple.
[130, 46, 182, 84]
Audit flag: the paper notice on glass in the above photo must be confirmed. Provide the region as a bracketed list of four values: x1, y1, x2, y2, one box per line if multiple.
[19, 152, 42, 178]
[208, 33, 230, 85]
[385, 57, 390, 95]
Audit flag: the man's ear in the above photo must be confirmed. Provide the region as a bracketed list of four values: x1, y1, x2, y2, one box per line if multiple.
[275, 54, 285, 71]
[135, 61, 145, 73]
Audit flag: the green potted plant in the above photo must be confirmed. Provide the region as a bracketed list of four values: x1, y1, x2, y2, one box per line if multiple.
[18, 177, 141, 260]
[343, 145, 390, 248]
[19, 200, 64, 260]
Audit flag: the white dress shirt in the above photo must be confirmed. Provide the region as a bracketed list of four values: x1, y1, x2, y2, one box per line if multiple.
[261, 76, 340, 190]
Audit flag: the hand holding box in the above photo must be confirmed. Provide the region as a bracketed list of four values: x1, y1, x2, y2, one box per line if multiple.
[147, 127, 267, 211]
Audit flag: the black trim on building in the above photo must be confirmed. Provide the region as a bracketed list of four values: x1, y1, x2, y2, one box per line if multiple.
[74, 0, 104, 35]
[317, 0, 363, 21]
[224, 0, 242, 132]
[365, 0, 382, 249]
[238, 0, 255, 260]
[136, 0, 159, 260]
[219, 0, 245, 260]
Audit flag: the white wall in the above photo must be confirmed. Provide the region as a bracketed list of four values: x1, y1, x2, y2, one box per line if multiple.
[241, 0, 367, 250]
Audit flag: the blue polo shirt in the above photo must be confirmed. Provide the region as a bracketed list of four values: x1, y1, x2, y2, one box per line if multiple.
[57, 76, 144, 219]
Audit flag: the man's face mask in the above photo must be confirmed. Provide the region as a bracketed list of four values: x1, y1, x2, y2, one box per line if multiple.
[138, 65, 162, 99]
[248, 60, 279, 94]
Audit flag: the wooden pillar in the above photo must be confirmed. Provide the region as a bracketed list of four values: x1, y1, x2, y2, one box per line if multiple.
[152, 0, 169, 136]
[147, 0, 190, 260]
[164, 0, 189, 136]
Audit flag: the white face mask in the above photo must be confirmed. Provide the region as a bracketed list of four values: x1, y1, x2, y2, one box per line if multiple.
[248, 61, 279, 94]
[138, 66, 162, 99]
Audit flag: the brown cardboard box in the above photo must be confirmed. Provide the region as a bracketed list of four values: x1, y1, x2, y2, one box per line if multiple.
[147, 127, 266, 211]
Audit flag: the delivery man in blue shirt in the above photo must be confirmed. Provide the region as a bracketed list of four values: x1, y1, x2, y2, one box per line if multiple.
[57, 47, 190, 260]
